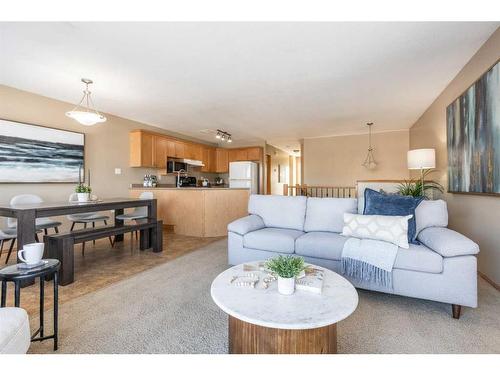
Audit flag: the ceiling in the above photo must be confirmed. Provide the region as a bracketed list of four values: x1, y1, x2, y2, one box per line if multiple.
[0, 22, 498, 152]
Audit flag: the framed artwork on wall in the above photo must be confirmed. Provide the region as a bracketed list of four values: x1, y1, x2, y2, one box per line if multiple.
[446, 59, 500, 195]
[0, 118, 85, 183]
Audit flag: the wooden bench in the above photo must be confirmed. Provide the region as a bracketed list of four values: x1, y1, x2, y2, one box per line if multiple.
[44, 219, 163, 285]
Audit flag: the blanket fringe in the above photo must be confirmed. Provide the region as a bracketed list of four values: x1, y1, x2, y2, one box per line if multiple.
[341, 257, 393, 288]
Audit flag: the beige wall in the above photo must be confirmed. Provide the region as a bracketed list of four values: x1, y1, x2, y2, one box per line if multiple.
[410, 28, 500, 285]
[0, 85, 216, 229]
[303, 130, 410, 186]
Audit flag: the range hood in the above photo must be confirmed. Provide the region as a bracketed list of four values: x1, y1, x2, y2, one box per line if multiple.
[170, 157, 205, 167]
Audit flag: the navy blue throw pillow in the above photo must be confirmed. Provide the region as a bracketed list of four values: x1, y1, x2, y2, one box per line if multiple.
[363, 188, 424, 244]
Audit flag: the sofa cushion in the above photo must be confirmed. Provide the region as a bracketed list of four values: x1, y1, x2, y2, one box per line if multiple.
[394, 243, 443, 273]
[295, 232, 348, 260]
[415, 199, 448, 235]
[417, 227, 479, 257]
[248, 195, 307, 231]
[0, 307, 30, 354]
[296, 232, 442, 273]
[304, 197, 357, 233]
[243, 228, 304, 254]
[363, 188, 424, 244]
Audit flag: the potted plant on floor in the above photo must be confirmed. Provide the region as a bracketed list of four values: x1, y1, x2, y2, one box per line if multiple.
[75, 184, 92, 202]
[266, 255, 305, 295]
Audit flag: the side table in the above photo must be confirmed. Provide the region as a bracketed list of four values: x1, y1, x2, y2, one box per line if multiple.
[0, 259, 60, 351]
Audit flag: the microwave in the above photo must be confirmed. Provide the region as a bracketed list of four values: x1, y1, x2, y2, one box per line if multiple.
[167, 160, 187, 174]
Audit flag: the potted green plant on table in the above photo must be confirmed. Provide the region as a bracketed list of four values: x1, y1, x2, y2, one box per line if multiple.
[75, 184, 92, 202]
[266, 255, 305, 295]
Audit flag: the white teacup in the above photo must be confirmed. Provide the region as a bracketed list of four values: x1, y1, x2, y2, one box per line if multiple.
[18, 243, 44, 265]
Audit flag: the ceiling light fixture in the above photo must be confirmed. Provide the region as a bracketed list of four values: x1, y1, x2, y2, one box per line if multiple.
[362, 122, 377, 170]
[216, 129, 232, 143]
[66, 78, 106, 126]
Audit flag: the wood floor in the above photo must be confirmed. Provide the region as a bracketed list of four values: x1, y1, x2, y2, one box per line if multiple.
[0, 229, 223, 317]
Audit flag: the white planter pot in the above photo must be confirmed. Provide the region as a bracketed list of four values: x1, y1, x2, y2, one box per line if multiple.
[277, 276, 295, 295]
[77, 193, 90, 202]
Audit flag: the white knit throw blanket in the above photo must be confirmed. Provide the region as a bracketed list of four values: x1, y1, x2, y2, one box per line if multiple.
[341, 238, 398, 288]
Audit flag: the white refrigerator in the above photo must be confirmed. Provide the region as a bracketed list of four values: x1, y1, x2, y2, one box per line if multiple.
[229, 161, 259, 194]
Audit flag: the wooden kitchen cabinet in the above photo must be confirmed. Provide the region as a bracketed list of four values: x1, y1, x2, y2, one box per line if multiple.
[228, 149, 238, 163]
[166, 139, 176, 157]
[130, 130, 154, 167]
[193, 144, 204, 161]
[246, 147, 262, 161]
[174, 141, 186, 158]
[131, 129, 263, 169]
[235, 149, 247, 161]
[200, 147, 217, 173]
[215, 148, 229, 173]
[154, 136, 168, 168]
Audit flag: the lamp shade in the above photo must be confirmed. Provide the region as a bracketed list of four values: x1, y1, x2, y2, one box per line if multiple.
[407, 149, 435, 169]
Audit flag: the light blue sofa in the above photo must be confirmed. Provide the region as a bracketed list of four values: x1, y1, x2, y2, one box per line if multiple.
[227, 195, 480, 319]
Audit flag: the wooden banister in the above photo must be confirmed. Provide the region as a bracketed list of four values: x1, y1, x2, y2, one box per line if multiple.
[283, 184, 357, 198]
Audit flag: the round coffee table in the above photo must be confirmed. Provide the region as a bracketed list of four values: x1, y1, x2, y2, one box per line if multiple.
[211, 262, 358, 354]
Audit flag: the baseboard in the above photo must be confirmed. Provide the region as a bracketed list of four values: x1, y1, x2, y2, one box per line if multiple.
[478, 271, 500, 291]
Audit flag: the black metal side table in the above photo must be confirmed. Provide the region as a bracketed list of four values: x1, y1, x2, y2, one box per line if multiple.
[0, 259, 60, 350]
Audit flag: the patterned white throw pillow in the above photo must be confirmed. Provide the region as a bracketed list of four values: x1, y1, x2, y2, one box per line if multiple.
[342, 213, 412, 249]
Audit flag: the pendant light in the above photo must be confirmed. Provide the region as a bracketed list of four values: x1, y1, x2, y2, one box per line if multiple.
[66, 78, 106, 126]
[362, 122, 377, 170]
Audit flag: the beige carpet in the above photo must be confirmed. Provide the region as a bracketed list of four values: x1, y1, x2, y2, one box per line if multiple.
[29, 239, 500, 354]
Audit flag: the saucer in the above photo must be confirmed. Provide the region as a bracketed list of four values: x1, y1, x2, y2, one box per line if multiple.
[17, 260, 48, 269]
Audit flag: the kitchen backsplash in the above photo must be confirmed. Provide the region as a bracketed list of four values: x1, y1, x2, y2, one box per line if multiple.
[153, 166, 229, 185]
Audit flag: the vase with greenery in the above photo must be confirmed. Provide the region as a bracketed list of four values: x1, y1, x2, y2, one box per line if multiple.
[266, 255, 305, 295]
[397, 170, 444, 198]
[75, 184, 92, 202]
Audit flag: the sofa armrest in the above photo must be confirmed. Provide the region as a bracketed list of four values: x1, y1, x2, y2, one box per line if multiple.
[417, 227, 479, 257]
[227, 215, 265, 235]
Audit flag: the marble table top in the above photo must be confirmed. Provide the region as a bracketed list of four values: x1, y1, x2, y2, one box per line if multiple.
[210, 262, 358, 330]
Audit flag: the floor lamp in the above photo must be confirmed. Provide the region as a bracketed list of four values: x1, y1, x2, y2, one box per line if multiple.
[407, 149, 436, 196]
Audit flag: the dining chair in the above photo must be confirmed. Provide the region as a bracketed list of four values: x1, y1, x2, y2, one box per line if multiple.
[67, 193, 113, 256]
[114, 191, 154, 243]
[7, 194, 62, 236]
[0, 228, 16, 264]
[1, 219, 42, 264]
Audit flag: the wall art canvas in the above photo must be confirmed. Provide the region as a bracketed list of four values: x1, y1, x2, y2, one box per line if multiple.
[447, 60, 500, 195]
[0, 119, 84, 183]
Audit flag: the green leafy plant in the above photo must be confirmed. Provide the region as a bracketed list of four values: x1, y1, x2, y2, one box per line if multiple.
[397, 169, 444, 198]
[75, 184, 92, 194]
[266, 255, 305, 279]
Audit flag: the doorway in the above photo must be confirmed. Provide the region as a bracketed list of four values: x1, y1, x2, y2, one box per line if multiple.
[266, 154, 271, 195]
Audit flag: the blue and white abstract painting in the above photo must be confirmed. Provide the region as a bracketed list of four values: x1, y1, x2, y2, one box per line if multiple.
[0, 119, 84, 183]
[447, 60, 500, 195]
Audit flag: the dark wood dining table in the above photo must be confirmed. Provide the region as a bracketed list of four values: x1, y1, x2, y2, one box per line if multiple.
[0, 198, 159, 285]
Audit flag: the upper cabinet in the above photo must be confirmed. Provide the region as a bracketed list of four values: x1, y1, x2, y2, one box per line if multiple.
[154, 135, 168, 168]
[130, 130, 154, 167]
[226, 147, 263, 163]
[246, 147, 263, 161]
[174, 141, 185, 158]
[215, 148, 229, 173]
[201, 147, 217, 173]
[130, 130, 263, 171]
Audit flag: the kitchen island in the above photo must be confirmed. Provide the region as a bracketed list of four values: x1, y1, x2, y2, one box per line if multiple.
[130, 187, 250, 237]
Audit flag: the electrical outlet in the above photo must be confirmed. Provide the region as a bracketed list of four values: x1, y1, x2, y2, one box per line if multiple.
[114, 168, 122, 175]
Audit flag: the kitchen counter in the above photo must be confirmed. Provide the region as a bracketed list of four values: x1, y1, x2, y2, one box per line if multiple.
[130, 186, 250, 237]
[129, 184, 245, 190]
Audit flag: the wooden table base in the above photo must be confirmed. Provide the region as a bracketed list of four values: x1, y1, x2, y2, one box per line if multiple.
[228, 316, 337, 354]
